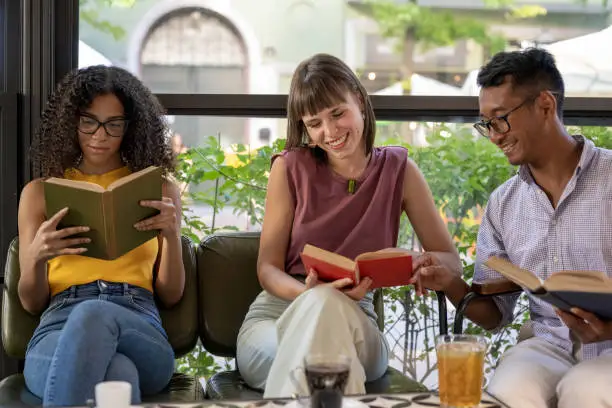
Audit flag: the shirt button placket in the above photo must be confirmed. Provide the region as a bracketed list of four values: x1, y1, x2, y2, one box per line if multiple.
[550, 215, 560, 267]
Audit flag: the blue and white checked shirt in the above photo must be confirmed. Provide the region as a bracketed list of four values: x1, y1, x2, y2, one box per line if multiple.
[474, 135, 612, 360]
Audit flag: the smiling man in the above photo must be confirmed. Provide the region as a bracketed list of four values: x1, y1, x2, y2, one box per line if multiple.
[410, 47, 612, 408]
[471, 48, 612, 407]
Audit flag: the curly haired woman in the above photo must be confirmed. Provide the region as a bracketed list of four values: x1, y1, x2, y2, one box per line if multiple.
[18, 65, 184, 406]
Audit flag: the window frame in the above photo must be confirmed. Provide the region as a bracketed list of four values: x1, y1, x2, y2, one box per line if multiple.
[156, 94, 612, 126]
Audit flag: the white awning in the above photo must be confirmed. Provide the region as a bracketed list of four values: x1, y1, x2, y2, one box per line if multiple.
[462, 26, 612, 97]
[78, 40, 113, 68]
[376, 74, 463, 96]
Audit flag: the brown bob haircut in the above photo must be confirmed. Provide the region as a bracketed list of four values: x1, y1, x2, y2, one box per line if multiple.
[285, 53, 376, 162]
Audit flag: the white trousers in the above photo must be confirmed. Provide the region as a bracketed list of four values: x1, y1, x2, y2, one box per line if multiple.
[236, 286, 389, 398]
[487, 337, 612, 408]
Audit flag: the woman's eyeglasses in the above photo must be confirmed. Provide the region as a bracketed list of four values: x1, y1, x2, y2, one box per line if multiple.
[78, 115, 129, 138]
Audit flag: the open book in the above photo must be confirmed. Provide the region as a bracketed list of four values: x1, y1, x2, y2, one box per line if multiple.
[485, 256, 612, 320]
[300, 244, 413, 289]
[43, 166, 163, 260]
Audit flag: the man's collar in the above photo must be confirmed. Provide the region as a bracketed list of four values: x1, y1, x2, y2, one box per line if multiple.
[518, 135, 595, 183]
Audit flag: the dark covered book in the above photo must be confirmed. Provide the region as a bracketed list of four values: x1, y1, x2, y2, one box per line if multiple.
[43, 166, 162, 260]
[485, 256, 612, 321]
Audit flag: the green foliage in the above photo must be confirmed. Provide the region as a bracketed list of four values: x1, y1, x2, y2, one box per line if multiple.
[405, 125, 515, 249]
[368, 1, 498, 54]
[175, 341, 233, 378]
[79, 0, 136, 40]
[176, 136, 285, 241]
[483, 0, 547, 19]
[368, 0, 544, 59]
[569, 125, 612, 150]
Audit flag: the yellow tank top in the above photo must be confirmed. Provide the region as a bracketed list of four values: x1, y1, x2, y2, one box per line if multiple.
[47, 166, 159, 296]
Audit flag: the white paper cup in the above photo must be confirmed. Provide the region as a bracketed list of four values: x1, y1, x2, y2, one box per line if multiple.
[95, 381, 131, 408]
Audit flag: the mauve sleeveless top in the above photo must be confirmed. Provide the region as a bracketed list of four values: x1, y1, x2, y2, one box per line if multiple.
[278, 146, 408, 277]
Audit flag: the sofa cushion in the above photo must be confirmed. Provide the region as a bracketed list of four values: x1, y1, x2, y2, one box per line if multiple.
[197, 232, 262, 357]
[0, 374, 41, 408]
[365, 367, 428, 394]
[205, 366, 428, 400]
[143, 372, 204, 403]
[0, 373, 203, 407]
[206, 370, 264, 401]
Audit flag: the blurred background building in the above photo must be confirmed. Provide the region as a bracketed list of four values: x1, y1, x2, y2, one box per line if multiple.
[78, 0, 612, 149]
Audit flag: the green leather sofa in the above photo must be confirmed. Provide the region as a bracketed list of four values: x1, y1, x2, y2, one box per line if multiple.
[196, 231, 429, 400]
[0, 231, 430, 406]
[0, 236, 203, 407]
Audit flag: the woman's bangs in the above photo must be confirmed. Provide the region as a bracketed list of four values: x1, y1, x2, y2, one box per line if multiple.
[293, 76, 349, 119]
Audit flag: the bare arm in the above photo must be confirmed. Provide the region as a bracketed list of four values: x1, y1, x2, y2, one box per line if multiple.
[257, 157, 306, 301]
[17, 180, 51, 314]
[402, 158, 461, 273]
[17, 180, 90, 314]
[151, 180, 185, 308]
[401, 158, 504, 330]
[457, 196, 514, 331]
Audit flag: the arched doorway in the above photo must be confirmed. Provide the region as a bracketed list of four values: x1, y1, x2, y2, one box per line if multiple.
[140, 8, 248, 147]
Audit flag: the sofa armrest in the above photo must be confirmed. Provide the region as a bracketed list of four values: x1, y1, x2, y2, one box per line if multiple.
[157, 235, 199, 357]
[2, 237, 40, 359]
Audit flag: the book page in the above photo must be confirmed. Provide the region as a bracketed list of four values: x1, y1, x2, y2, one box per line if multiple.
[356, 250, 412, 261]
[44, 177, 105, 193]
[545, 270, 612, 293]
[484, 257, 543, 292]
[302, 244, 356, 271]
[107, 166, 160, 191]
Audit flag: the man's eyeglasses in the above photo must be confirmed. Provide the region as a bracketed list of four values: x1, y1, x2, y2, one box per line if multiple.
[78, 114, 129, 138]
[473, 98, 534, 138]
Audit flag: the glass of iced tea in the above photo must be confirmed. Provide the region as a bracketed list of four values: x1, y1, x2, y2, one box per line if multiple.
[436, 334, 487, 408]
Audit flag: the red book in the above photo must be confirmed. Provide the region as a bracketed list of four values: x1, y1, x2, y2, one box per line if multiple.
[299, 244, 413, 289]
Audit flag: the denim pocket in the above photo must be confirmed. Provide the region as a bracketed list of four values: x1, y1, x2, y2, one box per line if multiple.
[128, 293, 160, 320]
[39, 298, 67, 321]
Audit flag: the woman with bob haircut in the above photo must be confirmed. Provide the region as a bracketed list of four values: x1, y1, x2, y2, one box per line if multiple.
[236, 53, 461, 397]
[18, 65, 184, 406]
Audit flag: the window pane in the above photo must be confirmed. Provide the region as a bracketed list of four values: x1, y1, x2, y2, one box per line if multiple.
[79, 1, 612, 97]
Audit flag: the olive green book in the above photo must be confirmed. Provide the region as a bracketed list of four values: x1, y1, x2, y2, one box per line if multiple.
[43, 166, 163, 260]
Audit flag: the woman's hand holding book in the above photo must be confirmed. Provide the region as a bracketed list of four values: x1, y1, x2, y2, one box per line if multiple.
[29, 207, 91, 263]
[304, 268, 372, 301]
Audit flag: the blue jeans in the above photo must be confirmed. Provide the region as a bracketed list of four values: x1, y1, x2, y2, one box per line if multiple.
[23, 280, 175, 407]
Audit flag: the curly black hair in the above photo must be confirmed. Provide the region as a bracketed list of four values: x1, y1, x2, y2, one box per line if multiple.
[30, 65, 175, 178]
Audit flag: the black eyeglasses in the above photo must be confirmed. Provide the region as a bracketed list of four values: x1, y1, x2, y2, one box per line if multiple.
[473, 98, 534, 138]
[78, 114, 129, 138]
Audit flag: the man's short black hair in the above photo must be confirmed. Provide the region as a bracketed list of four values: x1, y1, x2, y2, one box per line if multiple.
[477, 47, 565, 117]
